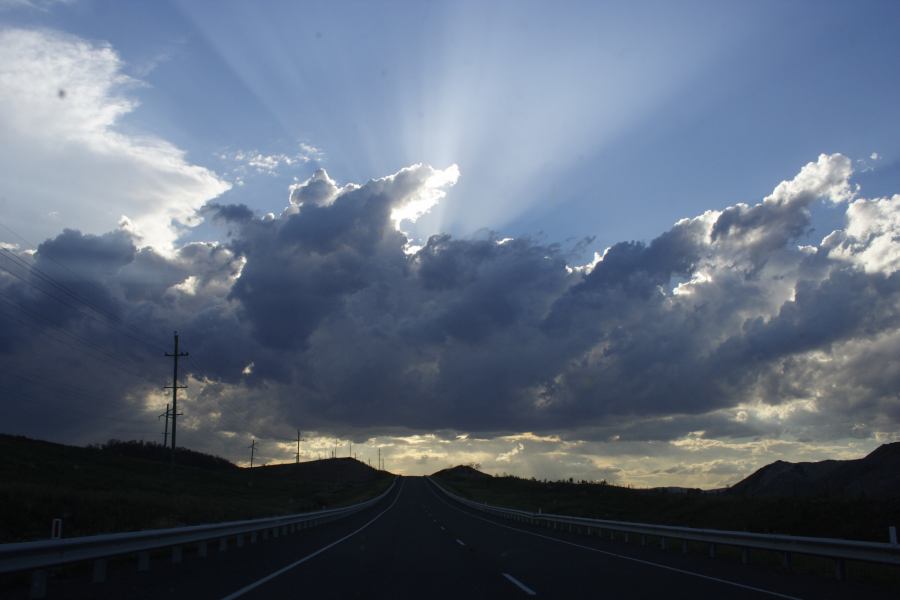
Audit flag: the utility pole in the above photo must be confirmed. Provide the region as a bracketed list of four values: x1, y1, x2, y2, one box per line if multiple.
[158, 403, 183, 449]
[164, 331, 188, 462]
[296, 430, 302, 464]
[158, 403, 170, 448]
[248, 439, 257, 469]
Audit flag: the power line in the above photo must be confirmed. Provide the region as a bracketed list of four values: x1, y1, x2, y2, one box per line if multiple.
[0, 248, 168, 354]
[0, 220, 169, 351]
[0, 298, 161, 386]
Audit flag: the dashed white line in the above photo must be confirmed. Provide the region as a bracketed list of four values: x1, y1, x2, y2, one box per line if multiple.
[456, 538, 466, 546]
[503, 573, 537, 596]
[426, 480, 802, 600]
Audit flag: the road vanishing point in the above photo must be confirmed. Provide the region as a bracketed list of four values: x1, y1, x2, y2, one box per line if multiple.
[16, 477, 896, 599]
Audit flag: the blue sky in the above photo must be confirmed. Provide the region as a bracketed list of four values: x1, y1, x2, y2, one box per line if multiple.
[2, 1, 900, 482]
[5, 0, 899, 251]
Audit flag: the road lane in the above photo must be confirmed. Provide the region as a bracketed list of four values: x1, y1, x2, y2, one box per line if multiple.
[9, 477, 896, 599]
[422, 478, 897, 600]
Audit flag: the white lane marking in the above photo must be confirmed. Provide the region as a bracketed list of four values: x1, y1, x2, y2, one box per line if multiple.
[426, 481, 802, 600]
[503, 573, 537, 596]
[456, 538, 466, 546]
[220, 481, 404, 600]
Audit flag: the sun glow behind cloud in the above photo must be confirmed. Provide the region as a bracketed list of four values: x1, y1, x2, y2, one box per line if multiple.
[172, 1, 763, 241]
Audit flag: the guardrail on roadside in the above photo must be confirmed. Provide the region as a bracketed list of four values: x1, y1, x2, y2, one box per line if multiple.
[1, 477, 397, 598]
[428, 477, 900, 580]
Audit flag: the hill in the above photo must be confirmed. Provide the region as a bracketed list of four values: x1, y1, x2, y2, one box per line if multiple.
[432, 465, 493, 480]
[0, 434, 392, 542]
[255, 457, 385, 483]
[728, 442, 900, 499]
[431, 451, 900, 542]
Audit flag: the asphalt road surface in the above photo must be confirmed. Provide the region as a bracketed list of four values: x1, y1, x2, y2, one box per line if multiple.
[9, 477, 897, 599]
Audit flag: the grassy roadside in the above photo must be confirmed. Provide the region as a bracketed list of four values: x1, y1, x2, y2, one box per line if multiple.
[0, 435, 392, 543]
[431, 468, 900, 543]
[432, 467, 900, 587]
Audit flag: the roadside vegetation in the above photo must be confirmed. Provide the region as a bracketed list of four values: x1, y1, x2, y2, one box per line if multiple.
[0, 434, 392, 543]
[432, 466, 900, 543]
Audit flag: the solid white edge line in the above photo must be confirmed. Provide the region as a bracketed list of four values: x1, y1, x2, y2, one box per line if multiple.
[426, 480, 803, 600]
[456, 538, 465, 546]
[503, 572, 537, 596]
[220, 480, 404, 600]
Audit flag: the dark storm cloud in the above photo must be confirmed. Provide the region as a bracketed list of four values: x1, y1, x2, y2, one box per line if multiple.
[3, 154, 900, 451]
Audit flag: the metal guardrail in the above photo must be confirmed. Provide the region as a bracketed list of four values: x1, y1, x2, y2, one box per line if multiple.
[1, 477, 397, 597]
[428, 477, 900, 577]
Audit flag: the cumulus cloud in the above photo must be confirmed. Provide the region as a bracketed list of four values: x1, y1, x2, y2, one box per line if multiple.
[0, 28, 230, 251]
[3, 152, 900, 485]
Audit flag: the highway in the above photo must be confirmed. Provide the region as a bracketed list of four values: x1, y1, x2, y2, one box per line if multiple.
[10, 477, 896, 599]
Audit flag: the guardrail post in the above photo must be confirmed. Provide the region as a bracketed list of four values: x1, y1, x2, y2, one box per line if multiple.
[741, 548, 749, 565]
[197, 541, 207, 557]
[219, 537, 228, 552]
[50, 518, 63, 540]
[237, 534, 245, 548]
[138, 551, 150, 571]
[834, 558, 845, 581]
[172, 545, 183, 564]
[30, 569, 47, 599]
[92, 558, 107, 583]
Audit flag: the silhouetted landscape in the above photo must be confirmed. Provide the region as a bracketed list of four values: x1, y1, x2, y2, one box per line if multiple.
[3, 2, 900, 597]
[0, 434, 391, 543]
[432, 443, 900, 543]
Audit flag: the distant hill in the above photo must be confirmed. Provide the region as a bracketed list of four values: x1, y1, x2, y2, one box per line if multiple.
[432, 465, 493, 480]
[0, 434, 392, 542]
[728, 442, 900, 499]
[256, 457, 384, 483]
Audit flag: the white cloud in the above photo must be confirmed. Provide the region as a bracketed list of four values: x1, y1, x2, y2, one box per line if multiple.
[389, 163, 460, 230]
[0, 0, 72, 11]
[826, 194, 900, 274]
[220, 142, 323, 176]
[0, 28, 230, 251]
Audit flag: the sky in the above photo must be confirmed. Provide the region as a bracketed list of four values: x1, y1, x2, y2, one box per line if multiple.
[1, 0, 900, 487]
